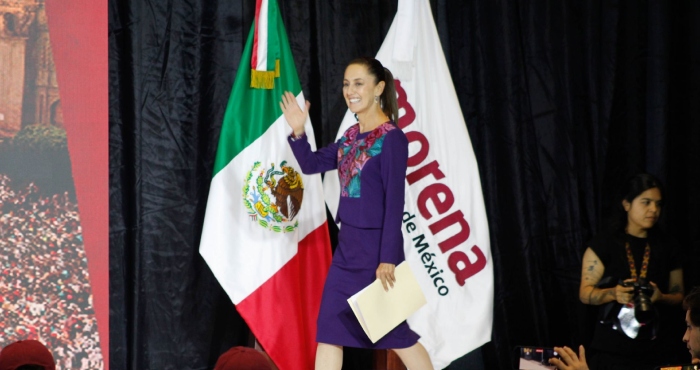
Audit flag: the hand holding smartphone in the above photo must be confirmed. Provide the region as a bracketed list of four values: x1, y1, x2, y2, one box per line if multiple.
[515, 346, 562, 370]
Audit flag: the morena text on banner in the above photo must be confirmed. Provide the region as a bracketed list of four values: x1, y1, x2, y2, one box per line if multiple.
[395, 79, 487, 287]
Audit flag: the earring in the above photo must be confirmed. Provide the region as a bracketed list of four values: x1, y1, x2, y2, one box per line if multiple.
[374, 96, 379, 103]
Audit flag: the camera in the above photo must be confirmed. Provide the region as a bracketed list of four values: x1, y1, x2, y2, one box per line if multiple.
[621, 278, 655, 323]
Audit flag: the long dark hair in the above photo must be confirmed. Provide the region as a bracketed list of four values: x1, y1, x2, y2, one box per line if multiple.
[347, 57, 399, 123]
[614, 173, 664, 233]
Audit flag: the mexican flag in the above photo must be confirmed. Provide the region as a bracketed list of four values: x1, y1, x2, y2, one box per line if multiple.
[199, 0, 332, 369]
[323, 0, 494, 368]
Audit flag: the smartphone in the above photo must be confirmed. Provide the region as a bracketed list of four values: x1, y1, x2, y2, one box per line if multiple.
[654, 365, 699, 370]
[515, 346, 562, 370]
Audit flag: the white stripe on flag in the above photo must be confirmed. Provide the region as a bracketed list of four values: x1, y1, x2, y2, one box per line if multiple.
[255, 0, 269, 71]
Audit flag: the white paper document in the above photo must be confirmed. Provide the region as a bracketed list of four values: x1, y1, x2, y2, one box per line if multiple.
[347, 262, 427, 343]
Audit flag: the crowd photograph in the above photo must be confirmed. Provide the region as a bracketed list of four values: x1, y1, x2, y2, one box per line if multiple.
[0, 175, 103, 369]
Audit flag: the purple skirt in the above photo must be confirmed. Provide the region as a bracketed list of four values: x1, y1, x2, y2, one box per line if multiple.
[316, 224, 420, 349]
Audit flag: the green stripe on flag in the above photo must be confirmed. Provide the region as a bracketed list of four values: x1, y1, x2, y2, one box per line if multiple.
[213, 7, 301, 175]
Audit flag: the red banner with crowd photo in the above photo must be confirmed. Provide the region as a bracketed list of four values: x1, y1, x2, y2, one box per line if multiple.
[0, 0, 107, 369]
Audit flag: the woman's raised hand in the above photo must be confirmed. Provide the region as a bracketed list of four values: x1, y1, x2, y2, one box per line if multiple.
[279, 91, 310, 136]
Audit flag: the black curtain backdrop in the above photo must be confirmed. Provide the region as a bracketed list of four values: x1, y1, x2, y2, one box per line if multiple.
[109, 1, 700, 369]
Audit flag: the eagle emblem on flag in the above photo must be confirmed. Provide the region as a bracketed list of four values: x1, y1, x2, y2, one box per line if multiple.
[243, 160, 304, 232]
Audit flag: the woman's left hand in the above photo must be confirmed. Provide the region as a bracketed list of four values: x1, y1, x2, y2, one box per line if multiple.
[649, 281, 662, 303]
[376, 263, 396, 292]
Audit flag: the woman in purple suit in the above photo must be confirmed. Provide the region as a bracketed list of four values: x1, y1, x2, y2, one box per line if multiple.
[280, 57, 433, 370]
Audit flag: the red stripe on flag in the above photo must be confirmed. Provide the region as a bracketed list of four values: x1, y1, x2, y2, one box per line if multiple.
[237, 222, 332, 370]
[251, 0, 264, 70]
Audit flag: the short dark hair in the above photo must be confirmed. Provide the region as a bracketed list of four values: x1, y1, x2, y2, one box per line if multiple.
[684, 286, 700, 327]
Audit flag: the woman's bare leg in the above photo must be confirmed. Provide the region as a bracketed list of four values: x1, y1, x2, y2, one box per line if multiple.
[393, 342, 434, 370]
[315, 343, 343, 370]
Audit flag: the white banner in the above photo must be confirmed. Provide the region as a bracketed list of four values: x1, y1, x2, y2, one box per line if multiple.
[323, 0, 493, 367]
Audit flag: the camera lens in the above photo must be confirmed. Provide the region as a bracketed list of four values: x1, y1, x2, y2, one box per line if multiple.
[634, 292, 654, 323]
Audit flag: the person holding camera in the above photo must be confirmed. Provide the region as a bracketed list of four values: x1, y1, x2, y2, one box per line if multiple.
[550, 287, 700, 369]
[578, 173, 684, 369]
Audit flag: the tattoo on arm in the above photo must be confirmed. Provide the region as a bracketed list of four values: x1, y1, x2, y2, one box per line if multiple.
[588, 288, 614, 305]
[603, 289, 615, 303]
[580, 248, 607, 304]
[669, 284, 682, 294]
[582, 260, 603, 284]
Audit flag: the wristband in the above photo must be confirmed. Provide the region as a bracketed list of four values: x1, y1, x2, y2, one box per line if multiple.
[290, 131, 306, 141]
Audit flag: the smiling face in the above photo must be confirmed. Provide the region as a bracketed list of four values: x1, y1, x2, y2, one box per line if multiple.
[622, 187, 662, 236]
[342, 63, 384, 116]
[684, 310, 700, 360]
